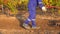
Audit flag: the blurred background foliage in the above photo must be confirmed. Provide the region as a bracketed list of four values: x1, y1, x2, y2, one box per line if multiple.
[0, 0, 60, 15]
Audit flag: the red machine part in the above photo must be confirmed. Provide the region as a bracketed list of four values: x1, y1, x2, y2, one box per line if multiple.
[46, 5, 60, 10]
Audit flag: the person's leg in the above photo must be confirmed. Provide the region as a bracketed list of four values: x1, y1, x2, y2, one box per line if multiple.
[38, 0, 47, 12]
[31, 0, 44, 29]
[23, 0, 37, 29]
[38, 0, 44, 8]
[28, 0, 37, 27]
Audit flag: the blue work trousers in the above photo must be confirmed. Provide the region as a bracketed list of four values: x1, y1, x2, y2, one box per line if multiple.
[25, 0, 44, 27]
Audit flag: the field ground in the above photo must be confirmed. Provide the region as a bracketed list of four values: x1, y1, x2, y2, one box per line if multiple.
[0, 12, 60, 34]
[0, 6, 60, 34]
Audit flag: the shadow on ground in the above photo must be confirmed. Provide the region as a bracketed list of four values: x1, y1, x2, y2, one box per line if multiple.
[16, 14, 26, 29]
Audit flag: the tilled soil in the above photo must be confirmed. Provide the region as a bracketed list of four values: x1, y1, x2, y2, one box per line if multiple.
[0, 14, 60, 34]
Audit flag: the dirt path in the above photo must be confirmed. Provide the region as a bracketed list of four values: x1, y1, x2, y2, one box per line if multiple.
[0, 14, 59, 34]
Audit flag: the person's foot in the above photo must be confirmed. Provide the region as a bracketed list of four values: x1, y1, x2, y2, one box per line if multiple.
[23, 23, 30, 29]
[42, 6, 47, 12]
[31, 26, 40, 29]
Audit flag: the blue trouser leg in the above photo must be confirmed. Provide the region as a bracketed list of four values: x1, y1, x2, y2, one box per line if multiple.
[24, 0, 37, 27]
[38, 0, 44, 9]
